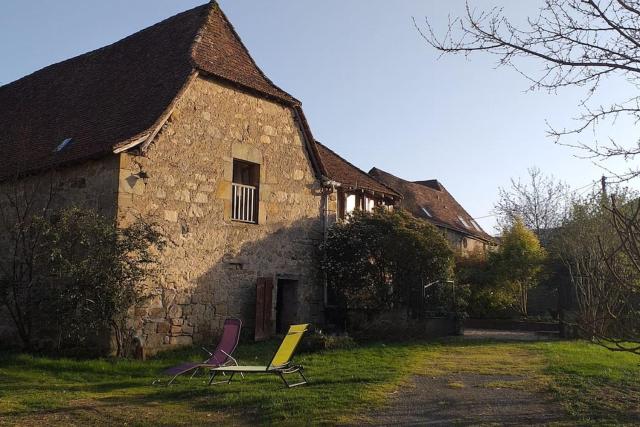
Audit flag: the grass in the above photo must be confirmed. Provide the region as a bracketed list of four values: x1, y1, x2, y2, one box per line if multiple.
[0, 340, 428, 426]
[0, 338, 638, 425]
[535, 340, 640, 424]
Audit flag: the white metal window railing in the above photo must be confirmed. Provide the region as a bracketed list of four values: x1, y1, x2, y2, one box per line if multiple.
[231, 182, 257, 223]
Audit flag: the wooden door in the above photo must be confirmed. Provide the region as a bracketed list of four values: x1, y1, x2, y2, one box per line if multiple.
[254, 277, 273, 341]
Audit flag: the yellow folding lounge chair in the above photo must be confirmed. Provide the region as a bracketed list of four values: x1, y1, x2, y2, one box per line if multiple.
[207, 324, 309, 388]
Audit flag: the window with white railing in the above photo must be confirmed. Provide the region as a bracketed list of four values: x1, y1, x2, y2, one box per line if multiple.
[232, 159, 259, 223]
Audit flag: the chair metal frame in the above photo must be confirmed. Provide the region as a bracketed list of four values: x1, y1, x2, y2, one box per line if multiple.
[153, 318, 243, 386]
[207, 324, 310, 388]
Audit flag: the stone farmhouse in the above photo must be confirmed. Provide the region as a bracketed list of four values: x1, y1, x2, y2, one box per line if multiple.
[0, 2, 492, 353]
[369, 168, 495, 255]
[0, 2, 403, 353]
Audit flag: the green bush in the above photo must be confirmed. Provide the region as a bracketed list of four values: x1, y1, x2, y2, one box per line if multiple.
[456, 250, 515, 318]
[321, 209, 454, 320]
[0, 207, 164, 356]
[456, 220, 547, 319]
[491, 218, 546, 317]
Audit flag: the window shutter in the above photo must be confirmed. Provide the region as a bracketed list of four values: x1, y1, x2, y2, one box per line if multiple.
[254, 277, 273, 341]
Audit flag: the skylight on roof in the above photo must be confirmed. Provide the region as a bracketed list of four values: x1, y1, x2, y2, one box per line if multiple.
[54, 138, 73, 153]
[471, 219, 482, 232]
[458, 215, 470, 228]
[421, 206, 432, 218]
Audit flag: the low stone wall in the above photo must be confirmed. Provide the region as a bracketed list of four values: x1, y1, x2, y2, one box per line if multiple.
[345, 309, 457, 341]
[465, 318, 560, 332]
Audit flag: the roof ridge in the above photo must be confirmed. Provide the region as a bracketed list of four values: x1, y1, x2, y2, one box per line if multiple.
[368, 166, 410, 198]
[214, 3, 301, 105]
[413, 179, 445, 192]
[189, 1, 217, 67]
[370, 167, 494, 241]
[191, 1, 300, 105]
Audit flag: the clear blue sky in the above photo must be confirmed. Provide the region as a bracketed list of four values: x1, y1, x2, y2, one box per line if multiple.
[1, 1, 637, 232]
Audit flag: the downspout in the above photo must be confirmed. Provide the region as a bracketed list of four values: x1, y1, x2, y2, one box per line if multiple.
[320, 178, 341, 306]
[291, 104, 332, 309]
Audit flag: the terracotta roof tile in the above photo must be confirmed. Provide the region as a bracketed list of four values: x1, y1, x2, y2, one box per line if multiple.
[192, 4, 298, 105]
[0, 2, 299, 180]
[369, 168, 494, 242]
[315, 142, 400, 198]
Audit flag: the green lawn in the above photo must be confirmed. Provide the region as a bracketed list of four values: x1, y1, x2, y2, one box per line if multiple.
[0, 338, 638, 425]
[536, 341, 640, 424]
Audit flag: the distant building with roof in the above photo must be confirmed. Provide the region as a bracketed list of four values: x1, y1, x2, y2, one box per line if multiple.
[369, 168, 496, 255]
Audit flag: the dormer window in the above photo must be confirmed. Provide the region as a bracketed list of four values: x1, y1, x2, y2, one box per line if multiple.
[421, 206, 433, 218]
[54, 138, 73, 153]
[458, 215, 470, 228]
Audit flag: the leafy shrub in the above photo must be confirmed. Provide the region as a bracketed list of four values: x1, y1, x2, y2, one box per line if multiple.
[456, 251, 510, 318]
[467, 284, 518, 318]
[456, 221, 547, 319]
[491, 218, 546, 317]
[0, 207, 164, 356]
[321, 209, 454, 321]
[47, 208, 164, 356]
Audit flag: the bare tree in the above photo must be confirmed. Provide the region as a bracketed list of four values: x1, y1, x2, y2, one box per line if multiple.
[0, 174, 57, 350]
[553, 191, 640, 353]
[599, 196, 640, 353]
[418, 0, 640, 354]
[418, 0, 640, 181]
[495, 166, 570, 236]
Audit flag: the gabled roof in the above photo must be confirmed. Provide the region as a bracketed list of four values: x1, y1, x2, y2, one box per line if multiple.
[369, 167, 494, 242]
[0, 2, 307, 180]
[315, 142, 400, 198]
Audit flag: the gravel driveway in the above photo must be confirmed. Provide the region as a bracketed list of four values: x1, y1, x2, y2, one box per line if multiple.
[365, 329, 565, 426]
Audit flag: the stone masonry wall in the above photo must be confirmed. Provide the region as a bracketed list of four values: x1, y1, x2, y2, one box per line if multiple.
[0, 157, 120, 348]
[117, 76, 325, 353]
[442, 228, 489, 257]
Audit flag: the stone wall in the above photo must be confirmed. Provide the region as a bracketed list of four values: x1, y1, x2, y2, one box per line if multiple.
[442, 228, 490, 257]
[118, 75, 325, 353]
[0, 157, 120, 348]
[347, 309, 457, 341]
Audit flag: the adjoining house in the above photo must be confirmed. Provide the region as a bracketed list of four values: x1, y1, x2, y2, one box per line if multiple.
[369, 168, 495, 255]
[315, 142, 401, 221]
[0, 2, 340, 353]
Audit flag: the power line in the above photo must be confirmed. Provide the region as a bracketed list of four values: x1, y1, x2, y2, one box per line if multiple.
[470, 176, 608, 221]
[472, 213, 498, 220]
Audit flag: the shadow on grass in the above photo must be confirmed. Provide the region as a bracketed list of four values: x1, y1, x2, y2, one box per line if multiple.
[5, 337, 633, 425]
[0, 339, 426, 424]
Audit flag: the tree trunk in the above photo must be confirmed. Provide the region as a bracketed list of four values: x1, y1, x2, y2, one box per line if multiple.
[519, 282, 528, 318]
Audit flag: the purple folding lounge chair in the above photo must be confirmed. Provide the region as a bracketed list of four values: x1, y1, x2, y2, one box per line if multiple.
[154, 318, 242, 385]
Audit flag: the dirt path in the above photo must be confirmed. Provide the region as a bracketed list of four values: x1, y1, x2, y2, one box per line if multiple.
[366, 330, 566, 426]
